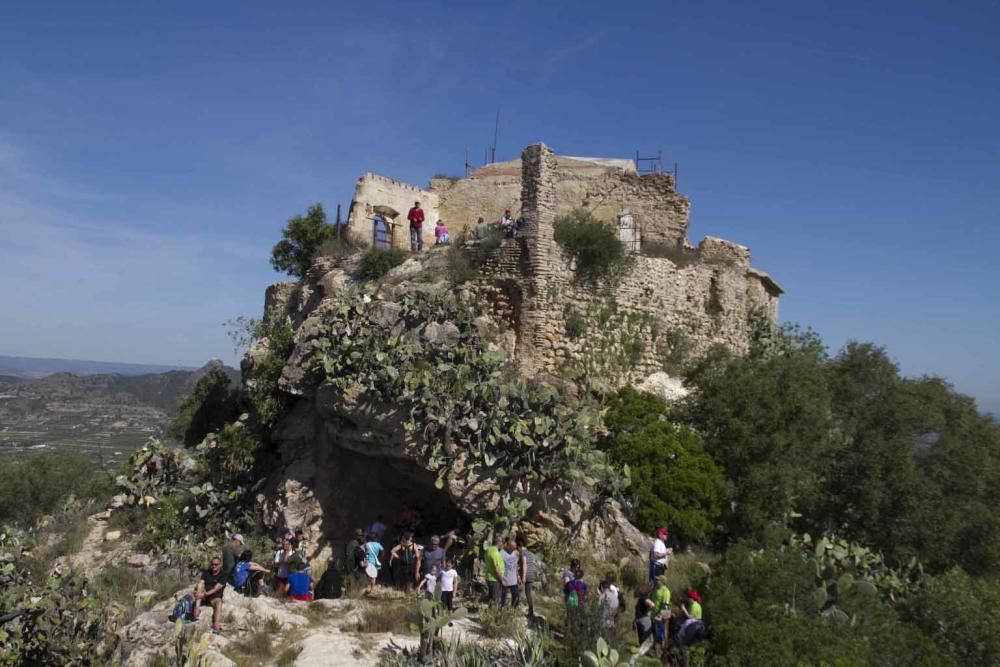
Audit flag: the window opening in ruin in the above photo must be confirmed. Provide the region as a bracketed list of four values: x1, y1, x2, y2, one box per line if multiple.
[371, 213, 392, 249]
[618, 213, 640, 254]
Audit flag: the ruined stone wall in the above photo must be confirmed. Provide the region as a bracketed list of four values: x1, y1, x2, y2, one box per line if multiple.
[467, 144, 781, 385]
[431, 176, 522, 232]
[346, 173, 439, 250]
[430, 163, 690, 246]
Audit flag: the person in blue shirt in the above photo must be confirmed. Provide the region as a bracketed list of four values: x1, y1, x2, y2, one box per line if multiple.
[364, 532, 384, 594]
[231, 550, 269, 597]
[287, 558, 315, 601]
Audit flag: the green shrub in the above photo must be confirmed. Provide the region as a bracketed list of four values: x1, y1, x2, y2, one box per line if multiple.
[902, 568, 1000, 666]
[0, 452, 112, 528]
[358, 247, 409, 280]
[602, 387, 723, 543]
[477, 605, 521, 638]
[354, 601, 417, 633]
[167, 366, 239, 446]
[553, 208, 630, 282]
[564, 307, 587, 339]
[270, 203, 334, 277]
[478, 227, 503, 254]
[445, 244, 479, 284]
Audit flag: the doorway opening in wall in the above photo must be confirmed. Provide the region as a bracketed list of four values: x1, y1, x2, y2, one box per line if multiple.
[618, 212, 640, 253]
[371, 205, 399, 249]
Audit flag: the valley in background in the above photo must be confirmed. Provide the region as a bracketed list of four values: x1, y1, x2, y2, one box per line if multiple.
[0, 356, 238, 464]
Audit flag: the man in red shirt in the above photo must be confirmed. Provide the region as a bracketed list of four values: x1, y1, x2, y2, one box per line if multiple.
[407, 200, 425, 252]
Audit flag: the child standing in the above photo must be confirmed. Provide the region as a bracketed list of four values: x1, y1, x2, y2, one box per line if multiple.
[439, 559, 460, 611]
[418, 564, 439, 600]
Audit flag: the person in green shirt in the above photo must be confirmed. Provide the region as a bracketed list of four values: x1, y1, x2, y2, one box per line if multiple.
[483, 533, 505, 605]
[652, 575, 672, 657]
[685, 589, 702, 620]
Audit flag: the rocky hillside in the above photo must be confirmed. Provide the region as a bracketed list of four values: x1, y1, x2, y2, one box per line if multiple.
[256, 246, 649, 562]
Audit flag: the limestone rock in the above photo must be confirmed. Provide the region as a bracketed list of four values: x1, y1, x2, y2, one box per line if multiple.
[104, 530, 122, 542]
[637, 372, 689, 403]
[420, 321, 460, 348]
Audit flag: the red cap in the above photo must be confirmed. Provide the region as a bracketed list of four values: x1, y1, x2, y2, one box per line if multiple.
[656, 528, 669, 537]
[687, 589, 701, 603]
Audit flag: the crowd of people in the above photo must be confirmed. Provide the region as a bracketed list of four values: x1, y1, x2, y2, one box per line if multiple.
[174, 517, 707, 664]
[390, 200, 523, 254]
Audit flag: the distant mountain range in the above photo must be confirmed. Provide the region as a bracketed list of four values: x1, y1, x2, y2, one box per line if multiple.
[0, 358, 240, 461]
[0, 355, 201, 379]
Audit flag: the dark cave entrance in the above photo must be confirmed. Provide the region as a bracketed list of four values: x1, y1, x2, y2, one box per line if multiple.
[314, 444, 469, 551]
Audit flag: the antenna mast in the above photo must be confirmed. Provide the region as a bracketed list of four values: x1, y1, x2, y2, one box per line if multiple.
[491, 111, 500, 164]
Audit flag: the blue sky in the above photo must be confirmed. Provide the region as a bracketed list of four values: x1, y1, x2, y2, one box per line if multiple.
[1, 1, 998, 414]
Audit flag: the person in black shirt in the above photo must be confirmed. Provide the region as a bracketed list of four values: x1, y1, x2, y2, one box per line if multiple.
[194, 557, 227, 633]
[634, 583, 655, 645]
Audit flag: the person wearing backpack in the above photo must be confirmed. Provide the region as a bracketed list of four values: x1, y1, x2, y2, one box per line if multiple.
[563, 565, 588, 623]
[389, 532, 421, 590]
[231, 550, 268, 597]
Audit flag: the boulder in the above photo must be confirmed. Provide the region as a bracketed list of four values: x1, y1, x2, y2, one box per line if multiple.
[637, 371, 689, 402]
[104, 530, 122, 542]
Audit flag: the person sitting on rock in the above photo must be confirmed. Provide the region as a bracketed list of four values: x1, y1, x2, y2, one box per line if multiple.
[314, 555, 343, 600]
[435, 220, 450, 245]
[286, 557, 315, 602]
[389, 531, 421, 590]
[193, 556, 227, 633]
[232, 550, 268, 598]
[500, 209, 515, 236]
[220, 533, 244, 583]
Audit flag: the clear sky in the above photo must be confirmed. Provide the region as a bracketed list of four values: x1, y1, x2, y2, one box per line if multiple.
[1, 1, 998, 414]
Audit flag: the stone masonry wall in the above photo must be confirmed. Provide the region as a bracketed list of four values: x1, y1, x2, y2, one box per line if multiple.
[469, 145, 781, 385]
[430, 162, 690, 247]
[346, 173, 440, 251]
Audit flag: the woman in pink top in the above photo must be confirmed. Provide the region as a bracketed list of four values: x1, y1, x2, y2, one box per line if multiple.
[435, 220, 450, 245]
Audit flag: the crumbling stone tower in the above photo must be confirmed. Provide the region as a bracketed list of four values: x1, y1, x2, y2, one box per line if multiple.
[517, 143, 558, 374]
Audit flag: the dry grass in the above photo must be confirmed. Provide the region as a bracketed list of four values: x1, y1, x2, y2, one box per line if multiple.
[350, 600, 417, 634]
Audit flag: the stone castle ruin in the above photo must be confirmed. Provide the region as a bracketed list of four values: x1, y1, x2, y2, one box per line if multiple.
[345, 142, 782, 382]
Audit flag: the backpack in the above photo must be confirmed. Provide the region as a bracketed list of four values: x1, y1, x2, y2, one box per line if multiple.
[678, 619, 707, 646]
[566, 580, 585, 609]
[567, 589, 580, 609]
[168, 594, 195, 622]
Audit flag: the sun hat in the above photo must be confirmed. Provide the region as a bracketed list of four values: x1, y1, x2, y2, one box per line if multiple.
[231, 533, 244, 544]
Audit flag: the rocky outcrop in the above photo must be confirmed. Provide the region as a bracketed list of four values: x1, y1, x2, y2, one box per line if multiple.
[255, 255, 647, 565]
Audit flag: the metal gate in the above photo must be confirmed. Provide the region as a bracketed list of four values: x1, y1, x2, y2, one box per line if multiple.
[372, 215, 391, 249]
[618, 213, 639, 253]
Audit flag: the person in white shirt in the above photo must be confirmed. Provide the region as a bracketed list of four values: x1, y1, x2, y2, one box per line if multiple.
[649, 527, 672, 583]
[417, 564, 439, 600]
[439, 558, 460, 611]
[598, 580, 619, 629]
